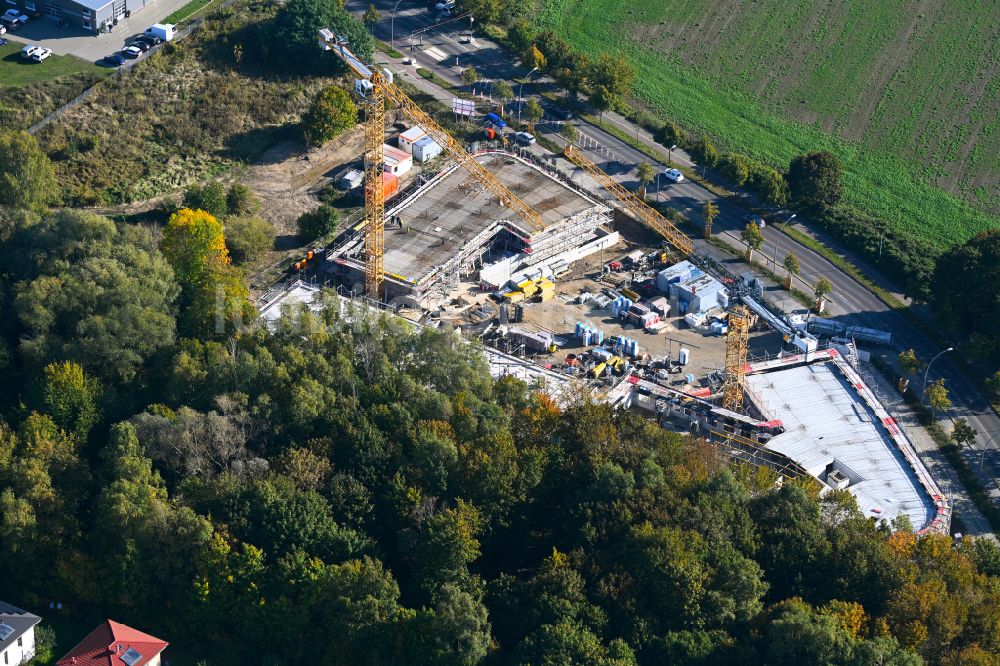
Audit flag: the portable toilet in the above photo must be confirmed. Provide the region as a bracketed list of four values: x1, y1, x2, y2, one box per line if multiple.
[575, 322, 584, 338]
[594, 329, 604, 345]
[686, 373, 696, 385]
[678, 348, 690, 365]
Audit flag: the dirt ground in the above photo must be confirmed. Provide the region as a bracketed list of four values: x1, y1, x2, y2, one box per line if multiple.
[517, 276, 784, 375]
[241, 127, 366, 236]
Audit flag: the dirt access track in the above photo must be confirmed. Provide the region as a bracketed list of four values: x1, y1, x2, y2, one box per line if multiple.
[241, 126, 365, 235]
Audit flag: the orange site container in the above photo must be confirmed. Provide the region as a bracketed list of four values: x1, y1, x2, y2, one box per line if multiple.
[364, 173, 399, 202]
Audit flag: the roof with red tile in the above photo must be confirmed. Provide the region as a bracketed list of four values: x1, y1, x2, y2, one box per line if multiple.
[56, 620, 168, 666]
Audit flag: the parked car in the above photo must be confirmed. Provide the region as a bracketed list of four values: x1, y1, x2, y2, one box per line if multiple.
[514, 131, 536, 146]
[130, 39, 151, 52]
[20, 44, 40, 60]
[550, 106, 573, 121]
[121, 46, 142, 59]
[0, 16, 20, 31]
[103, 53, 126, 66]
[135, 34, 161, 47]
[0, 36, 7, 46]
[663, 167, 684, 183]
[31, 47, 52, 62]
[3, 8, 29, 23]
[744, 214, 765, 229]
[0, 23, 6, 34]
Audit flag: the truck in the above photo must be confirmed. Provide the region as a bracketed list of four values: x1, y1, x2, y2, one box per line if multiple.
[483, 112, 506, 129]
[144, 23, 176, 41]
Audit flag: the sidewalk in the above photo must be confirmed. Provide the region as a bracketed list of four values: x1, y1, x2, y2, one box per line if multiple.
[863, 363, 994, 539]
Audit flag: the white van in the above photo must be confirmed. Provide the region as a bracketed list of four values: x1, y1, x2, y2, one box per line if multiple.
[145, 23, 176, 41]
[20, 44, 40, 60]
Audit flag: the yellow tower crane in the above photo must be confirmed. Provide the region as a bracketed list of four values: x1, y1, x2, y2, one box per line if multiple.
[722, 305, 751, 412]
[560, 144, 757, 412]
[318, 30, 546, 298]
[562, 144, 694, 256]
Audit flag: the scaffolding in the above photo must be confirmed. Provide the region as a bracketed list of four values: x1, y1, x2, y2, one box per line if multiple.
[722, 305, 751, 412]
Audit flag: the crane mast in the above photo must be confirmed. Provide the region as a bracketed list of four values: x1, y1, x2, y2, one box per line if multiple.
[318, 29, 545, 298]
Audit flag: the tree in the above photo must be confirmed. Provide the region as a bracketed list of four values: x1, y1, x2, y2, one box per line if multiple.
[719, 152, 750, 186]
[362, 3, 381, 31]
[461, 65, 480, 91]
[162, 208, 230, 287]
[693, 135, 719, 167]
[559, 123, 578, 143]
[273, 0, 373, 72]
[931, 230, 1000, 340]
[898, 349, 925, 375]
[752, 166, 789, 205]
[987, 370, 1000, 400]
[0, 130, 57, 212]
[588, 52, 634, 98]
[226, 215, 275, 264]
[703, 201, 719, 239]
[764, 599, 856, 665]
[553, 51, 590, 99]
[636, 161, 655, 197]
[783, 252, 800, 289]
[183, 181, 228, 219]
[951, 418, 977, 449]
[654, 122, 684, 151]
[527, 44, 546, 71]
[303, 86, 359, 147]
[590, 85, 614, 120]
[493, 80, 514, 113]
[10, 211, 178, 384]
[741, 221, 763, 261]
[227, 183, 261, 217]
[40, 361, 100, 443]
[787, 151, 843, 210]
[297, 205, 341, 240]
[813, 277, 832, 311]
[926, 379, 951, 417]
[523, 99, 544, 131]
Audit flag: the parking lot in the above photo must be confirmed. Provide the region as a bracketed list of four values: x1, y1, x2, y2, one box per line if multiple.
[1, 0, 192, 62]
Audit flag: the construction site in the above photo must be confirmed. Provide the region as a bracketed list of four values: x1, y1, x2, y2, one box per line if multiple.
[257, 30, 952, 536]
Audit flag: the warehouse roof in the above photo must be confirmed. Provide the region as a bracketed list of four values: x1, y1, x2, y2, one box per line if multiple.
[745, 360, 939, 531]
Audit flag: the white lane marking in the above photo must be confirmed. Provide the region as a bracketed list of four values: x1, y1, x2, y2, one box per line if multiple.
[423, 46, 449, 61]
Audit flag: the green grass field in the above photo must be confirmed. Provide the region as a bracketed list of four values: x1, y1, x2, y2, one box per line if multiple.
[0, 42, 107, 87]
[532, 0, 1000, 250]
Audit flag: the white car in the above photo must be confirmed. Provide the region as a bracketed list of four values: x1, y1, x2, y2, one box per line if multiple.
[4, 8, 29, 23]
[20, 44, 40, 59]
[514, 131, 536, 146]
[663, 167, 684, 183]
[31, 47, 52, 62]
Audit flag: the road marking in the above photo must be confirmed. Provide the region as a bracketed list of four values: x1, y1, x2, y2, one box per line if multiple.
[423, 46, 449, 61]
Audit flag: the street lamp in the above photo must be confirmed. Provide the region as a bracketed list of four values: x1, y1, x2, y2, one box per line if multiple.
[517, 67, 539, 124]
[922, 346, 954, 400]
[390, 0, 404, 50]
[978, 431, 1000, 475]
[772, 214, 795, 269]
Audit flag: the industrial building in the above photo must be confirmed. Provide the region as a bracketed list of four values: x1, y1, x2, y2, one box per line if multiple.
[327, 151, 615, 308]
[623, 348, 948, 534]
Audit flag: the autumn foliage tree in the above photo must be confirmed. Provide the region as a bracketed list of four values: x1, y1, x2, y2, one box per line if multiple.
[162, 208, 254, 338]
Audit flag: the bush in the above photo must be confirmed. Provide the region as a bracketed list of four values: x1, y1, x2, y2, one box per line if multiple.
[226, 215, 275, 264]
[227, 183, 261, 216]
[183, 181, 228, 219]
[297, 205, 340, 240]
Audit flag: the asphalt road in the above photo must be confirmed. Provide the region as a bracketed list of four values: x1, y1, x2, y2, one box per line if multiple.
[349, 0, 1000, 522]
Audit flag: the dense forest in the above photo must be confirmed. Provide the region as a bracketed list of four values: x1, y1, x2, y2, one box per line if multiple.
[0, 206, 998, 665]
